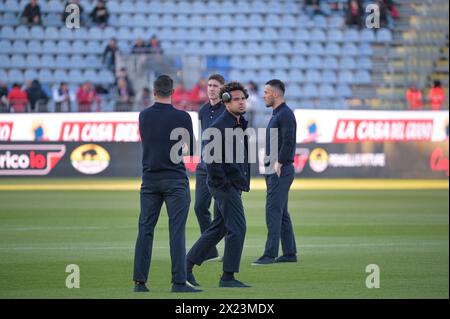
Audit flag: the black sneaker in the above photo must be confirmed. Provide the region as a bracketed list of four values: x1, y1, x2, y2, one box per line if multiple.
[134, 282, 149, 292]
[251, 256, 275, 265]
[219, 279, 251, 288]
[275, 255, 298, 263]
[171, 283, 203, 293]
[187, 272, 200, 287]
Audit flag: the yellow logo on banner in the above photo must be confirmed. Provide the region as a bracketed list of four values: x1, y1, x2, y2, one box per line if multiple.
[70, 144, 110, 175]
[309, 148, 329, 173]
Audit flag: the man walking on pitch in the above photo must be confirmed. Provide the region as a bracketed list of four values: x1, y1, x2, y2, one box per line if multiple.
[133, 75, 201, 293]
[186, 82, 251, 288]
[195, 74, 226, 262]
[253, 79, 298, 265]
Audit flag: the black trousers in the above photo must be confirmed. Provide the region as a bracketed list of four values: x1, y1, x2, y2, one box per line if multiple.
[194, 163, 219, 258]
[133, 178, 190, 285]
[263, 164, 297, 258]
[187, 186, 246, 273]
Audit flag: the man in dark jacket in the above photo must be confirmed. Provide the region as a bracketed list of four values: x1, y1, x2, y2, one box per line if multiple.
[186, 81, 251, 288]
[253, 79, 298, 265]
[21, 0, 42, 25]
[133, 75, 200, 293]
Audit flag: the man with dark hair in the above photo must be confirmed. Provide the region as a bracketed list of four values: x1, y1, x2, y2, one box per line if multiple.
[252, 79, 298, 265]
[133, 75, 201, 293]
[186, 81, 251, 288]
[194, 74, 226, 262]
[21, 0, 42, 25]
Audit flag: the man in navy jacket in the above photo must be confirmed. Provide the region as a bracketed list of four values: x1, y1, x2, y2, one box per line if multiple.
[195, 74, 226, 261]
[253, 79, 298, 265]
[186, 82, 251, 288]
[133, 75, 200, 293]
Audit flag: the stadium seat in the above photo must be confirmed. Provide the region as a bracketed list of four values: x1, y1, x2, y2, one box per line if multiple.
[0, 54, 9, 68]
[274, 56, 290, 69]
[38, 69, 53, 83]
[328, 30, 343, 43]
[341, 43, 358, 56]
[24, 69, 38, 81]
[12, 40, 27, 54]
[295, 29, 311, 42]
[54, 69, 68, 83]
[359, 43, 373, 56]
[309, 42, 324, 56]
[302, 84, 319, 98]
[41, 55, 55, 68]
[291, 55, 305, 69]
[324, 43, 341, 56]
[376, 29, 393, 43]
[322, 70, 337, 84]
[68, 70, 84, 84]
[311, 29, 327, 43]
[27, 40, 42, 53]
[338, 71, 355, 84]
[288, 69, 304, 83]
[305, 56, 322, 70]
[55, 55, 71, 68]
[305, 70, 322, 83]
[293, 42, 309, 55]
[11, 55, 26, 69]
[45, 26, 60, 40]
[259, 55, 275, 69]
[355, 70, 372, 84]
[340, 57, 357, 70]
[343, 29, 360, 43]
[319, 84, 335, 98]
[3, 13, 19, 26]
[323, 56, 339, 70]
[360, 29, 376, 43]
[358, 57, 372, 70]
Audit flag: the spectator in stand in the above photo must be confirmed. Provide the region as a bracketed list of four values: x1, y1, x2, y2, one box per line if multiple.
[0, 81, 9, 112]
[62, 0, 84, 25]
[406, 85, 423, 110]
[172, 82, 190, 110]
[148, 35, 164, 55]
[189, 78, 208, 111]
[20, 0, 42, 25]
[345, 0, 363, 29]
[304, 0, 325, 17]
[136, 87, 152, 110]
[376, 0, 394, 29]
[102, 38, 119, 71]
[7, 83, 29, 113]
[428, 80, 446, 110]
[53, 82, 75, 112]
[76, 82, 101, 112]
[25, 79, 49, 112]
[115, 78, 135, 112]
[116, 67, 135, 96]
[90, 0, 109, 27]
[131, 38, 150, 55]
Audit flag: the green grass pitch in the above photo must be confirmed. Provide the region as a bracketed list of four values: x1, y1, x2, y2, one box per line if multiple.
[0, 180, 448, 299]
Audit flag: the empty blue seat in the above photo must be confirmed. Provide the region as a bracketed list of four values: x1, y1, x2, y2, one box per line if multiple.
[328, 30, 343, 43]
[295, 30, 310, 42]
[58, 41, 72, 53]
[359, 43, 373, 56]
[355, 71, 371, 84]
[311, 29, 327, 42]
[275, 56, 290, 68]
[302, 84, 319, 98]
[336, 84, 352, 98]
[323, 56, 338, 70]
[273, 69, 289, 81]
[38, 70, 53, 83]
[54, 69, 68, 82]
[358, 57, 372, 70]
[324, 43, 341, 56]
[30, 26, 44, 39]
[279, 41, 293, 54]
[259, 55, 275, 69]
[3, 13, 19, 26]
[0, 54, 9, 68]
[309, 42, 324, 55]
[27, 40, 42, 53]
[5, 0, 21, 12]
[304, 57, 322, 70]
[322, 70, 337, 84]
[11, 55, 26, 68]
[343, 29, 360, 43]
[244, 56, 259, 69]
[291, 55, 306, 69]
[319, 84, 335, 98]
[341, 43, 358, 56]
[0, 40, 12, 53]
[12, 40, 27, 53]
[340, 57, 356, 70]
[259, 42, 275, 55]
[41, 55, 54, 68]
[360, 29, 376, 42]
[338, 71, 354, 84]
[42, 40, 58, 53]
[68, 70, 83, 84]
[305, 70, 321, 83]
[293, 42, 309, 55]
[377, 29, 392, 43]
[289, 69, 304, 83]
[8, 70, 24, 83]
[55, 55, 71, 68]
[24, 69, 38, 81]
[288, 85, 302, 98]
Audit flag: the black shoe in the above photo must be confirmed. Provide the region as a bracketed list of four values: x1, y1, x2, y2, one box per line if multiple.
[134, 282, 149, 292]
[275, 255, 298, 263]
[171, 283, 203, 293]
[251, 256, 275, 265]
[187, 272, 200, 287]
[219, 279, 251, 288]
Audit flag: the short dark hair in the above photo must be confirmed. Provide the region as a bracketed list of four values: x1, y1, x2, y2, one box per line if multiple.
[220, 81, 248, 101]
[208, 74, 225, 85]
[265, 79, 285, 95]
[153, 75, 173, 98]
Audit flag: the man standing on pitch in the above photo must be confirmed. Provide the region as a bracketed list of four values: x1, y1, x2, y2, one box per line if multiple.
[133, 75, 201, 293]
[195, 74, 226, 262]
[186, 82, 251, 288]
[253, 79, 298, 265]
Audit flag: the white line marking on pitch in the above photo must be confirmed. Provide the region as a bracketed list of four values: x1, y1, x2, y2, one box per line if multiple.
[0, 242, 445, 251]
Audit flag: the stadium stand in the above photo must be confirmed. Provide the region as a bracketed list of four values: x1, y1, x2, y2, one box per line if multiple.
[0, 0, 448, 112]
